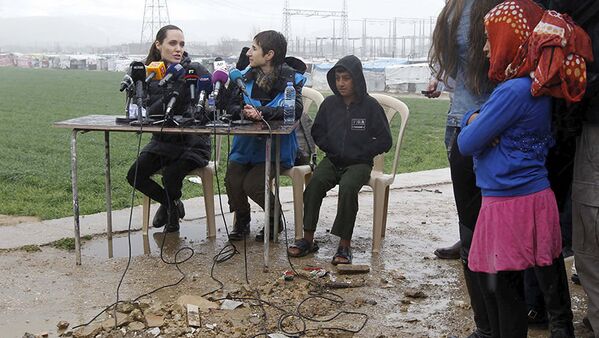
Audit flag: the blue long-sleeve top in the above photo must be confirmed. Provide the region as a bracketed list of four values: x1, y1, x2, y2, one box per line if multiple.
[458, 77, 554, 197]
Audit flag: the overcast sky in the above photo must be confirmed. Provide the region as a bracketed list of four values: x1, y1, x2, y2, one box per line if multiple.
[0, 0, 445, 48]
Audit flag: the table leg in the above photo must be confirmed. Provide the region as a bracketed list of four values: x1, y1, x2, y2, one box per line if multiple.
[264, 135, 271, 271]
[104, 131, 113, 258]
[273, 136, 280, 243]
[71, 130, 81, 265]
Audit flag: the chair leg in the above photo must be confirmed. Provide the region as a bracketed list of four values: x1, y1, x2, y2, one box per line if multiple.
[291, 173, 305, 240]
[142, 195, 151, 255]
[199, 171, 217, 238]
[381, 186, 390, 237]
[372, 182, 386, 253]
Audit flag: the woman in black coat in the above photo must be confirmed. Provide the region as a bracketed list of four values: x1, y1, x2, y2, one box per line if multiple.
[126, 25, 211, 232]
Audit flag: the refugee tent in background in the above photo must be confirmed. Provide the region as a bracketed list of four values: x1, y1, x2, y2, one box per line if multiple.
[310, 58, 409, 92]
[0, 54, 16, 67]
[385, 63, 431, 93]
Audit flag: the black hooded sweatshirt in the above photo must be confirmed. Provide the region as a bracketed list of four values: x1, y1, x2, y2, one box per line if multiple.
[311, 55, 392, 167]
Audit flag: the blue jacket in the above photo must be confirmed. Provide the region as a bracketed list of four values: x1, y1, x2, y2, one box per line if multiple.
[228, 66, 306, 168]
[458, 77, 554, 197]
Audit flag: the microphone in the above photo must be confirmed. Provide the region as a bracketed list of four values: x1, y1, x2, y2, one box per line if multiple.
[145, 61, 166, 82]
[158, 63, 185, 86]
[165, 91, 180, 115]
[184, 67, 199, 101]
[119, 74, 133, 92]
[130, 61, 146, 99]
[197, 73, 213, 109]
[211, 69, 228, 99]
[229, 69, 250, 98]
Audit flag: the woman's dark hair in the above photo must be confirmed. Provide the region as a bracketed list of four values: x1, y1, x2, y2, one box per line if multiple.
[428, 0, 500, 95]
[253, 30, 287, 66]
[145, 25, 183, 65]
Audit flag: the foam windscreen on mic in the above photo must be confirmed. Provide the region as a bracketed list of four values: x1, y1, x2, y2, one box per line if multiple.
[145, 61, 166, 82]
[212, 69, 229, 85]
[211, 69, 229, 98]
[229, 68, 250, 98]
[130, 61, 146, 82]
[159, 63, 185, 86]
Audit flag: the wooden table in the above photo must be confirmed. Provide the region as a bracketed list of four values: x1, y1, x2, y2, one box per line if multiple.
[54, 115, 296, 269]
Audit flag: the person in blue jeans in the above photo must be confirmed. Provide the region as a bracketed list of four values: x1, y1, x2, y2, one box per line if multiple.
[426, 1, 500, 337]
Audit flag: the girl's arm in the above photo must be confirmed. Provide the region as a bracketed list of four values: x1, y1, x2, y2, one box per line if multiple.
[458, 84, 525, 156]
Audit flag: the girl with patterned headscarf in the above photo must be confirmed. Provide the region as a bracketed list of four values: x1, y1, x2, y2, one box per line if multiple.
[457, 0, 576, 337]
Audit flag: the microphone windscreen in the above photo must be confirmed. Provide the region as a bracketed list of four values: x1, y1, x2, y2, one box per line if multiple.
[229, 69, 243, 82]
[212, 69, 229, 84]
[130, 61, 146, 82]
[146, 61, 166, 80]
[197, 74, 213, 93]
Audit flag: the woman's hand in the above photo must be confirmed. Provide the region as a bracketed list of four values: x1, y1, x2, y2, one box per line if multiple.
[242, 105, 262, 121]
[423, 78, 442, 98]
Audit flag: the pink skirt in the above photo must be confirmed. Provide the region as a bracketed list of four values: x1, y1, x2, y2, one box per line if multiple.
[468, 188, 562, 274]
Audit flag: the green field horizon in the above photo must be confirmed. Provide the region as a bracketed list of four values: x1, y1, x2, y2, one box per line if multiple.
[0, 67, 449, 220]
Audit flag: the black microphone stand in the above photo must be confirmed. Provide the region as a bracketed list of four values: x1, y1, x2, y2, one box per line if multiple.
[153, 91, 180, 127]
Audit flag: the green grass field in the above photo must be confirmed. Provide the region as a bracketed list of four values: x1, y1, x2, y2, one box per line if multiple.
[0, 67, 449, 220]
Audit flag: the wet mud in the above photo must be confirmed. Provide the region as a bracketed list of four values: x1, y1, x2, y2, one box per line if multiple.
[0, 183, 593, 337]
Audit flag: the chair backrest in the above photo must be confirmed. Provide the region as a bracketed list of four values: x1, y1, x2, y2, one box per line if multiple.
[301, 87, 325, 116]
[370, 94, 410, 180]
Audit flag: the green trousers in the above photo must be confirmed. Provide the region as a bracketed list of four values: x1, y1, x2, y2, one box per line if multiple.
[302, 157, 372, 240]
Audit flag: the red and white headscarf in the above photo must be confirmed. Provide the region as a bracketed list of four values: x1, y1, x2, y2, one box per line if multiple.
[485, 0, 594, 102]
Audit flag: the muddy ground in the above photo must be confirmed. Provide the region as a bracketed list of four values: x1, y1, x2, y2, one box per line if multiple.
[0, 183, 594, 337]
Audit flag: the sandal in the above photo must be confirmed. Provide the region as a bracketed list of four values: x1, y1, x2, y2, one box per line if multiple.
[287, 239, 319, 257]
[331, 246, 352, 265]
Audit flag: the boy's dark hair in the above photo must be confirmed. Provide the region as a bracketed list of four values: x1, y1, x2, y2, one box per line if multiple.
[253, 30, 287, 66]
[334, 67, 351, 76]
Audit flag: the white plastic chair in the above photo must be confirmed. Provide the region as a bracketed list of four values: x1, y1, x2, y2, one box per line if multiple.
[367, 94, 409, 252]
[141, 135, 222, 246]
[281, 87, 325, 239]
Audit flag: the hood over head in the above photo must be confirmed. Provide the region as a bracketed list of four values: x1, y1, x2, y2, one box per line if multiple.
[327, 55, 367, 100]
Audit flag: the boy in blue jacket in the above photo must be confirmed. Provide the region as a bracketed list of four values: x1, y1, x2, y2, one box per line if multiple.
[287, 55, 392, 264]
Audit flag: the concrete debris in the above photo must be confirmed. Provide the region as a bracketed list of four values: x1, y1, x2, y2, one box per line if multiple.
[73, 323, 102, 338]
[145, 314, 164, 328]
[177, 295, 218, 311]
[220, 299, 244, 310]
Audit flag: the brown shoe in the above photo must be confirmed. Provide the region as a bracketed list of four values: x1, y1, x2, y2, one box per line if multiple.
[434, 240, 461, 260]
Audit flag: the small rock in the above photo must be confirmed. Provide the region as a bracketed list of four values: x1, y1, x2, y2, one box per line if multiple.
[365, 299, 378, 305]
[101, 312, 129, 330]
[22, 333, 36, 338]
[116, 302, 136, 313]
[128, 321, 146, 331]
[404, 289, 428, 299]
[145, 314, 164, 328]
[128, 308, 145, 322]
[73, 323, 102, 338]
[57, 320, 70, 330]
[147, 327, 161, 337]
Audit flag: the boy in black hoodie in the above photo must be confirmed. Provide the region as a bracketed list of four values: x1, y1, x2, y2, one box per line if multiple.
[287, 55, 392, 264]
